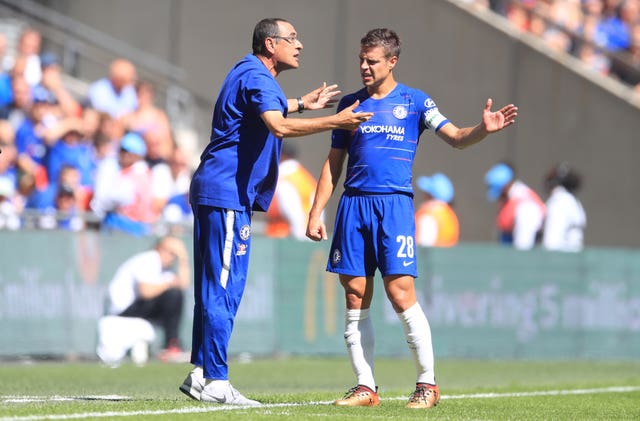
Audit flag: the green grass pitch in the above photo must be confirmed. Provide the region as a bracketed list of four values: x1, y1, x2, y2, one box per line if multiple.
[1, 357, 639, 420]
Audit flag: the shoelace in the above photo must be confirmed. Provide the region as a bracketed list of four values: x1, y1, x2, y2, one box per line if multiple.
[409, 385, 433, 402]
[343, 386, 360, 398]
[343, 385, 371, 399]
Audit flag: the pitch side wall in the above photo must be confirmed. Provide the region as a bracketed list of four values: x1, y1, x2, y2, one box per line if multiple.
[1, 232, 638, 359]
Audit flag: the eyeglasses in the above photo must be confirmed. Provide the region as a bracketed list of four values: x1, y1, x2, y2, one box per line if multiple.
[272, 35, 300, 45]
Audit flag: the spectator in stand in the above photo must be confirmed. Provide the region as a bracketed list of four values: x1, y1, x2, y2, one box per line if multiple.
[528, 1, 552, 38]
[37, 183, 85, 231]
[39, 52, 83, 118]
[90, 113, 126, 221]
[0, 175, 21, 230]
[88, 58, 138, 118]
[484, 162, 545, 250]
[0, 120, 17, 186]
[167, 146, 192, 197]
[104, 235, 191, 363]
[541, 0, 583, 53]
[143, 136, 195, 224]
[114, 84, 174, 218]
[582, 0, 610, 44]
[620, 0, 640, 27]
[4, 75, 32, 130]
[542, 162, 586, 252]
[503, 0, 548, 35]
[0, 31, 10, 72]
[542, 27, 574, 53]
[45, 118, 95, 189]
[122, 80, 173, 162]
[0, 120, 25, 215]
[414, 173, 460, 247]
[90, 131, 155, 236]
[27, 163, 91, 212]
[14, 85, 61, 193]
[80, 106, 102, 144]
[143, 133, 173, 221]
[265, 143, 320, 240]
[597, 0, 632, 51]
[9, 28, 42, 87]
[0, 34, 12, 112]
[131, 83, 182, 219]
[578, 42, 612, 75]
[94, 111, 126, 163]
[603, 0, 623, 15]
[611, 21, 640, 88]
[54, 184, 85, 230]
[160, 145, 194, 232]
[580, 0, 614, 72]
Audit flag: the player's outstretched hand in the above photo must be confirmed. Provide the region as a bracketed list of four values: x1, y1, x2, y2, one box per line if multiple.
[303, 82, 341, 110]
[335, 100, 373, 130]
[482, 98, 518, 133]
[306, 216, 327, 242]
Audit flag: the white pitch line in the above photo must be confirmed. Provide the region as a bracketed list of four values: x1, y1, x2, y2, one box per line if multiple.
[439, 386, 640, 400]
[2, 396, 131, 404]
[1, 386, 639, 420]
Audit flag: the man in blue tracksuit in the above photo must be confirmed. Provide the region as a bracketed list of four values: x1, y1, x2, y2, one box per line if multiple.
[179, 17, 372, 405]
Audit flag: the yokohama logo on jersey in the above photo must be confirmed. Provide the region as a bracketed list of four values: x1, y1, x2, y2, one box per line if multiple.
[359, 124, 405, 134]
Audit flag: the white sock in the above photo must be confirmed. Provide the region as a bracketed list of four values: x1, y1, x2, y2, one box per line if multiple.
[398, 302, 436, 385]
[344, 308, 376, 391]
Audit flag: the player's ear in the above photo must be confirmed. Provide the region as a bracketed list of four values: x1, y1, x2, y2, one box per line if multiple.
[265, 37, 277, 54]
[388, 56, 398, 69]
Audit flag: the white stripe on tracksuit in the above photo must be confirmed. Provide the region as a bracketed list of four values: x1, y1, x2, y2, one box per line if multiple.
[220, 209, 235, 289]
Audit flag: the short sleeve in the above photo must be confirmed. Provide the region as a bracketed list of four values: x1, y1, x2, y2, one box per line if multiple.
[247, 72, 287, 116]
[331, 96, 354, 149]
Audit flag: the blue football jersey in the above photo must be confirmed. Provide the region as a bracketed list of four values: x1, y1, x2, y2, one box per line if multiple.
[190, 54, 288, 212]
[332, 83, 449, 195]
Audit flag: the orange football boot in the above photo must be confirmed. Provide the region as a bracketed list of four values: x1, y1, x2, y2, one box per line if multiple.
[334, 385, 380, 407]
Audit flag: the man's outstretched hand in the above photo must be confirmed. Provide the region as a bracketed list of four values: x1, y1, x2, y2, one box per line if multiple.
[482, 98, 518, 133]
[303, 82, 341, 110]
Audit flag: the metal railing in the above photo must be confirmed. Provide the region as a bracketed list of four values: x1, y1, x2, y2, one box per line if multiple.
[4, 208, 194, 236]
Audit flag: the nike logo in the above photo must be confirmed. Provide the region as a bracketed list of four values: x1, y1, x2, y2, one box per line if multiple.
[203, 388, 227, 403]
[211, 394, 227, 403]
[403, 260, 414, 267]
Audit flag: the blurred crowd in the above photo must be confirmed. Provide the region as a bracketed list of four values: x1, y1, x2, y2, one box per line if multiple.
[415, 161, 586, 252]
[0, 9, 615, 241]
[466, 0, 640, 92]
[0, 27, 194, 235]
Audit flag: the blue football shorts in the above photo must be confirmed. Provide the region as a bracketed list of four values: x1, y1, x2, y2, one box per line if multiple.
[327, 192, 418, 278]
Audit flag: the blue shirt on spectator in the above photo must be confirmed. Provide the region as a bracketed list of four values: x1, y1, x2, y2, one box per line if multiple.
[0, 72, 12, 109]
[88, 78, 138, 118]
[46, 139, 95, 188]
[15, 118, 48, 166]
[598, 16, 630, 51]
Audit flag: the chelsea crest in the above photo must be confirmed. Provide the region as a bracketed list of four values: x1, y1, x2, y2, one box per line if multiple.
[392, 105, 408, 119]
